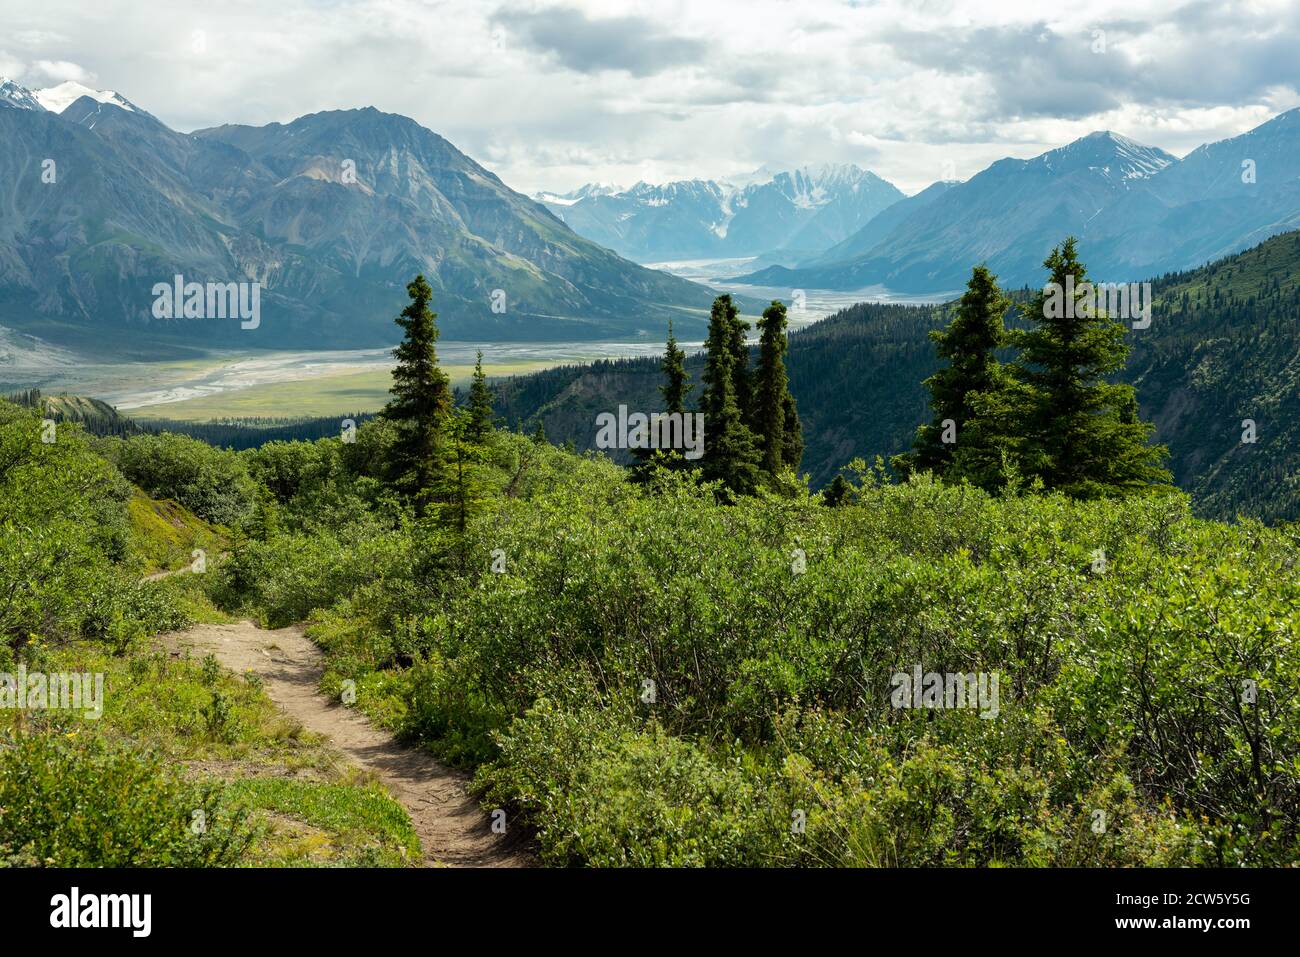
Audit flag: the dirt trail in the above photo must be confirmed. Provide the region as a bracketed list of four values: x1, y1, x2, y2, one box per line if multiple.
[163, 620, 529, 868]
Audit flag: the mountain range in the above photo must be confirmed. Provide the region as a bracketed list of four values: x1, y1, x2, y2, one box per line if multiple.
[736, 113, 1300, 293]
[0, 78, 728, 353]
[535, 165, 905, 263]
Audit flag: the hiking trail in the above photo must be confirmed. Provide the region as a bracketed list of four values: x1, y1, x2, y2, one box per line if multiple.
[162, 619, 529, 868]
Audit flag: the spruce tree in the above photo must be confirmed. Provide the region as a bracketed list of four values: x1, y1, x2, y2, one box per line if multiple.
[753, 300, 800, 476]
[466, 350, 495, 443]
[781, 393, 803, 474]
[1013, 238, 1170, 497]
[433, 410, 490, 534]
[380, 274, 452, 515]
[660, 321, 691, 414]
[714, 294, 753, 423]
[893, 264, 1010, 486]
[823, 473, 851, 507]
[700, 295, 761, 499]
[632, 321, 693, 482]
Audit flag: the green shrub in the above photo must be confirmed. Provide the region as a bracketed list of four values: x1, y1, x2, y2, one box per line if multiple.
[0, 732, 255, 867]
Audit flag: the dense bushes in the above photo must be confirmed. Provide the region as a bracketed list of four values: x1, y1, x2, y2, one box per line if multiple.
[225, 431, 1297, 866]
[0, 732, 254, 867]
[32, 402, 1288, 868]
[109, 432, 260, 530]
[0, 401, 187, 651]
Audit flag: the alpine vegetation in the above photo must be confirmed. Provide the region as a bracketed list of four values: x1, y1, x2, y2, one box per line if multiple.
[595, 405, 705, 460]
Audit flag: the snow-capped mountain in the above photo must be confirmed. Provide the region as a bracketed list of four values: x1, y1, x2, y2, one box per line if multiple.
[539, 164, 905, 262]
[737, 121, 1300, 293]
[534, 182, 623, 207]
[34, 80, 141, 114]
[0, 77, 45, 111]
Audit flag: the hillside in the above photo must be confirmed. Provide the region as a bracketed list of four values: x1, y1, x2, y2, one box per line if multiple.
[0, 83, 727, 351]
[492, 230, 1300, 523]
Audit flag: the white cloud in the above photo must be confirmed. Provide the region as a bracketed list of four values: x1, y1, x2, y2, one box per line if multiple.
[5, 0, 1298, 194]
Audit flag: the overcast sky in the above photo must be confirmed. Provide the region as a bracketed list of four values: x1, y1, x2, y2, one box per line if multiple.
[3, 0, 1298, 194]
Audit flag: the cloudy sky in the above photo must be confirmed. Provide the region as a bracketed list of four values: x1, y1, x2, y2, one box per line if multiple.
[3, 0, 1298, 194]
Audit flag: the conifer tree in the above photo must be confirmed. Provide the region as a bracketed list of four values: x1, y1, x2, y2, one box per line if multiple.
[466, 350, 495, 443]
[714, 294, 753, 423]
[893, 264, 1010, 486]
[823, 473, 851, 507]
[660, 321, 691, 414]
[700, 295, 761, 498]
[433, 409, 491, 534]
[753, 300, 800, 475]
[781, 393, 803, 474]
[380, 275, 452, 516]
[1013, 238, 1170, 497]
[632, 321, 692, 482]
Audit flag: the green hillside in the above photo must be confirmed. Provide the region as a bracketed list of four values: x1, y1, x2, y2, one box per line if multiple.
[492, 230, 1300, 522]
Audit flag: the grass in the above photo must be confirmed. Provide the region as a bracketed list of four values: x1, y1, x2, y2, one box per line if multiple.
[125, 360, 556, 421]
[127, 487, 230, 575]
[224, 776, 421, 867]
[1, 635, 421, 867]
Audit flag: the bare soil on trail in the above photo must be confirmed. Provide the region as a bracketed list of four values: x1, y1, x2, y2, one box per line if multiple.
[162, 620, 530, 868]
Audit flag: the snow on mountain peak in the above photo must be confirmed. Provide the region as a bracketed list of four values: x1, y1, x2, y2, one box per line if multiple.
[0, 77, 46, 111]
[34, 81, 138, 115]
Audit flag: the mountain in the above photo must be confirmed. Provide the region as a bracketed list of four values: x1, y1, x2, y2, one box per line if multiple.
[534, 183, 623, 207]
[0, 77, 45, 111]
[34, 80, 143, 114]
[739, 112, 1300, 294]
[796, 180, 957, 268]
[489, 230, 1300, 523]
[738, 131, 1177, 293]
[541, 165, 905, 262]
[0, 79, 727, 352]
[1078, 109, 1300, 279]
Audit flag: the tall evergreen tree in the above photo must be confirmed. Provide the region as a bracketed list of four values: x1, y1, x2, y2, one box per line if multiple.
[433, 409, 491, 534]
[714, 294, 753, 424]
[660, 321, 691, 414]
[781, 393, 803, 474]
[753, 300, 801, 476]
[893, 264, 1010, 486]
[632, 321, 693, 483]
[466, 350, 495, 443]
[1013, 238, 1170, 497]
[380, 275, 452, 515]
[700, 295, 761, 499]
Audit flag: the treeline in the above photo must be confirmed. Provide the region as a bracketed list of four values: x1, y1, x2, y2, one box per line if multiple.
[4, 388, 382, 451]
[146, 413, 379, 451]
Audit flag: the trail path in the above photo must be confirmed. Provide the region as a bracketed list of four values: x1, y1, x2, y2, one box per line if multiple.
[163, 619, 529, 868]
